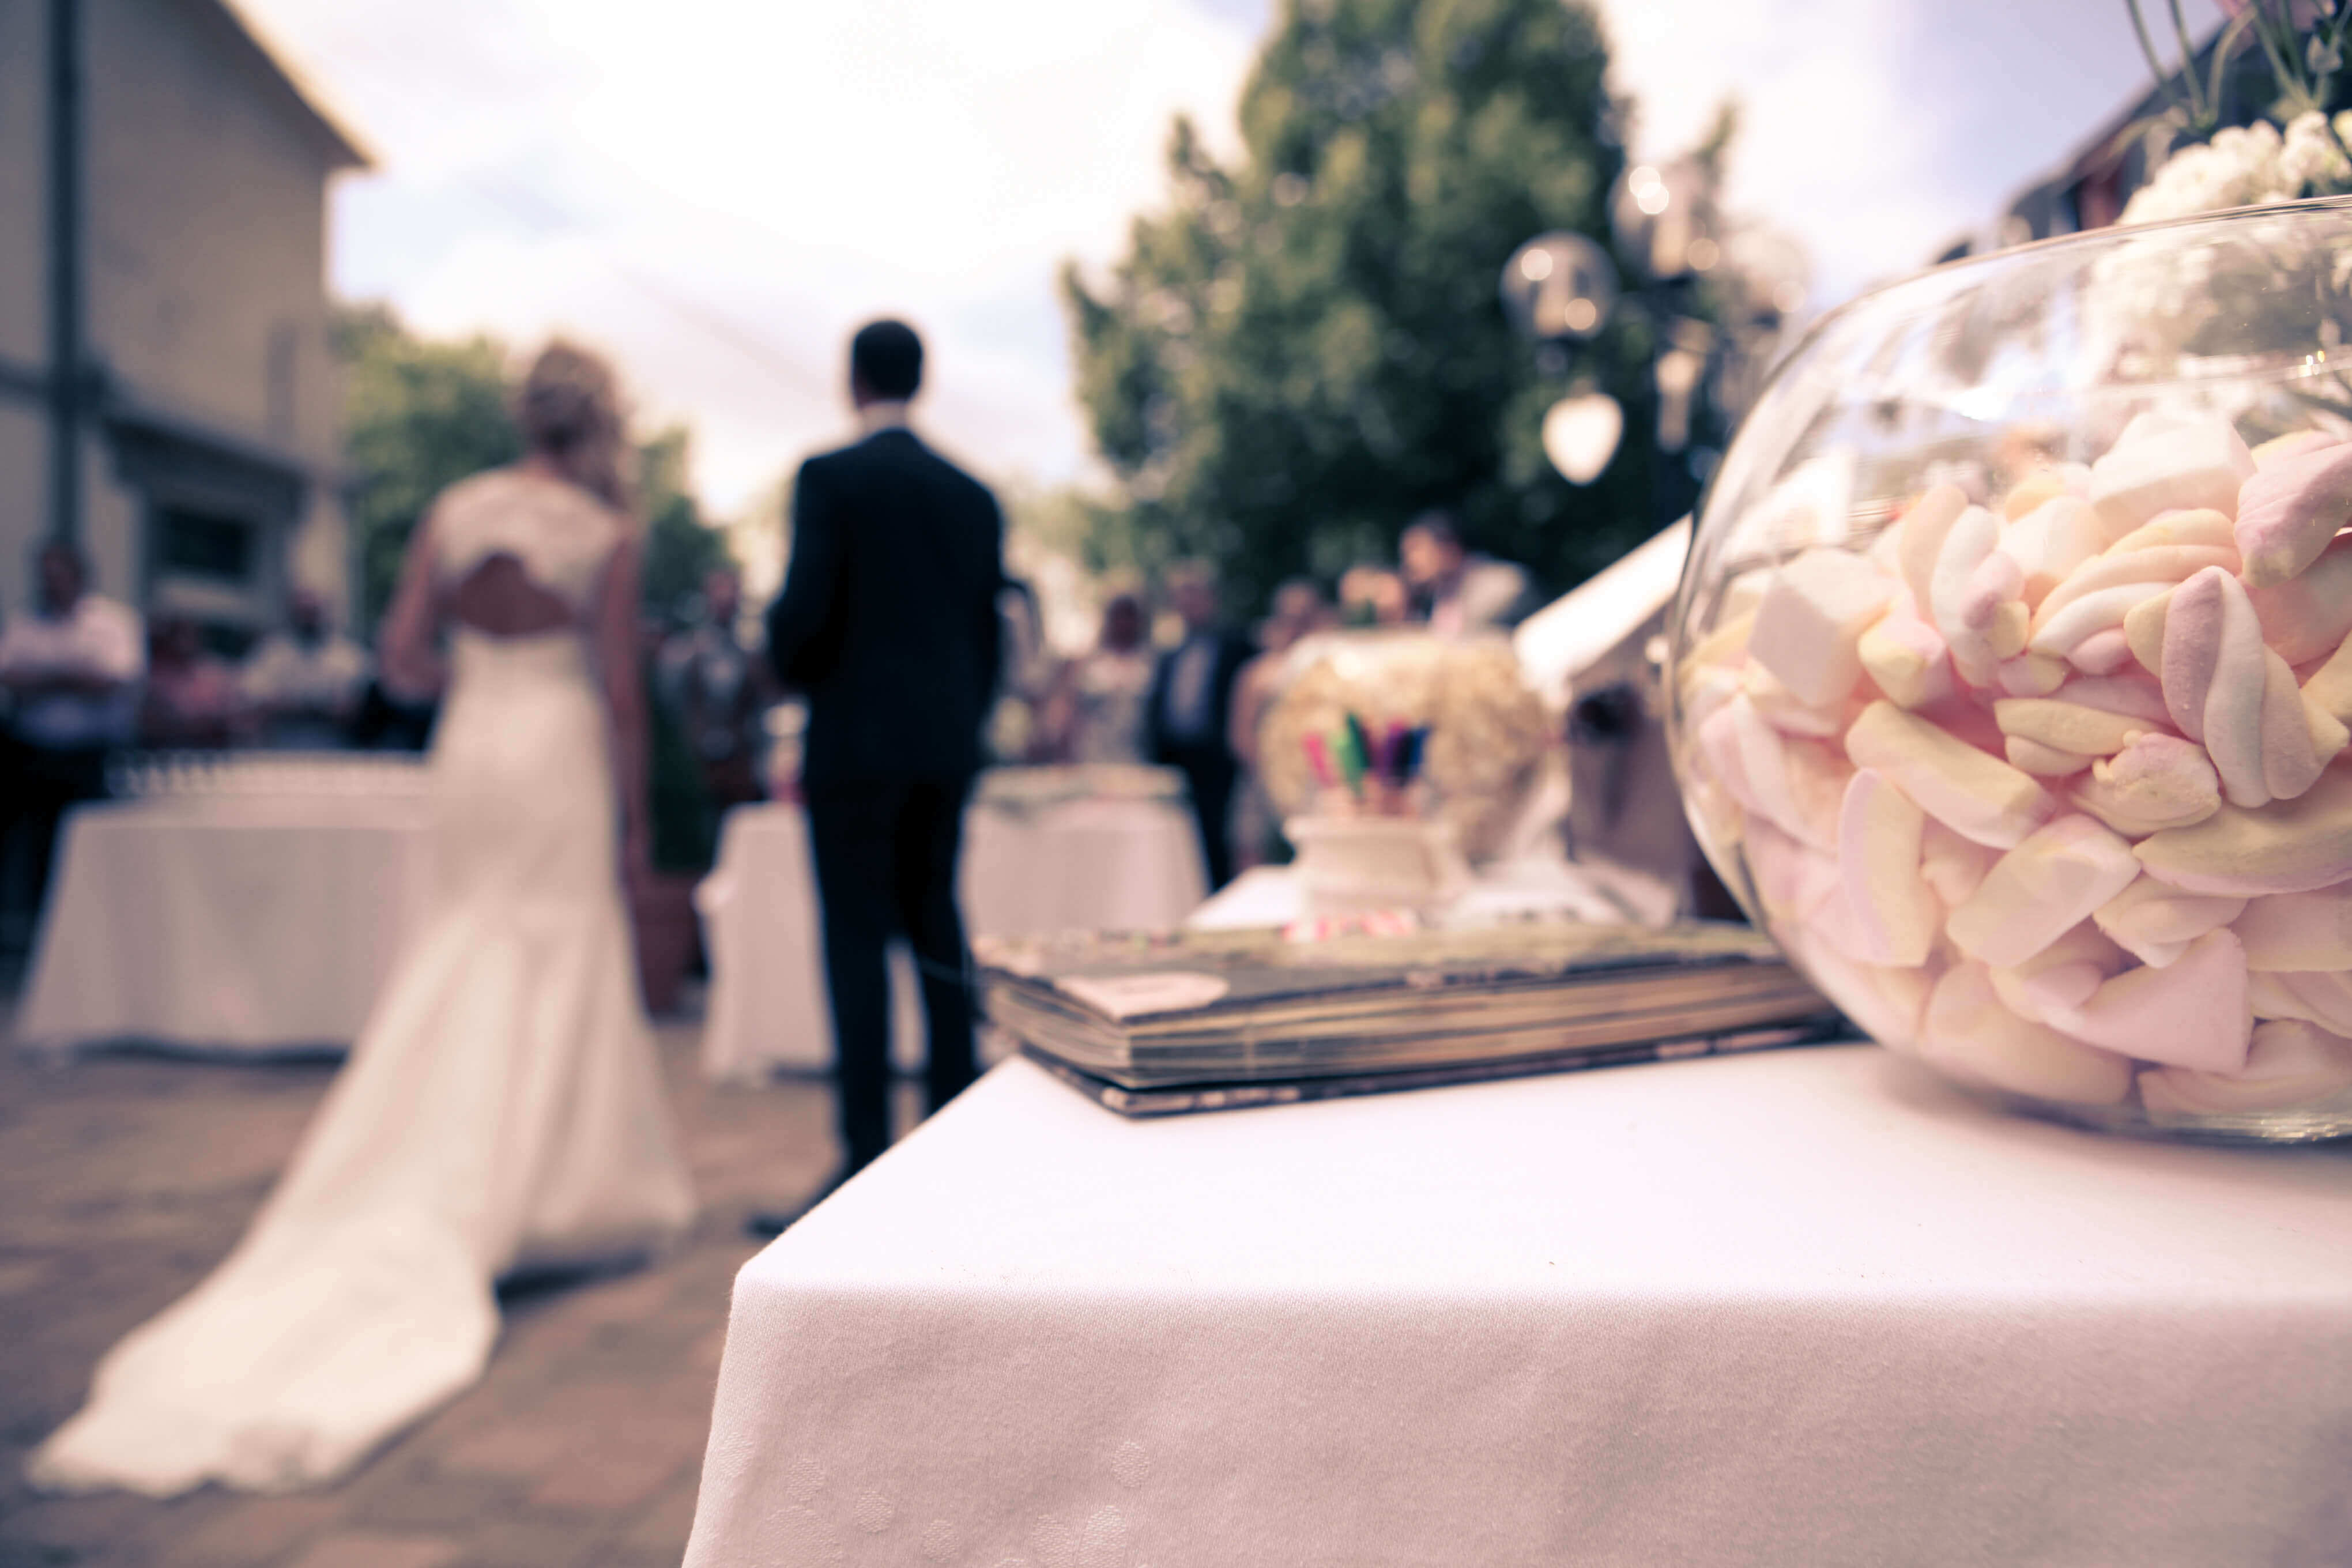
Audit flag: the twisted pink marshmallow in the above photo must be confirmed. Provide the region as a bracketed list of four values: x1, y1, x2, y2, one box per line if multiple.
[1785, 925, 1932, 1050]
[2233, 884, 2352, 970]
[2233, 438, 2352, 587]
[1946, 813, 2139, 967]
[2140, 1019, 2352, 1117]
[2135, 767, 2352, 895]
[1893, 484, 1969, 612]
[1999, 496, 2106, 606]
[1844, 700, 2055, 849]
[2246, 534, 2352, 665]
[2252, 431, 2340, 469]
[1835, 769, 1938, 966]
[1918, 818, 1998, 906]
[2246, 968, 2352, 1039]
[2303, 628, 2352, 729]
[2155, 566, 2347, 808]
[2068, 732, 2222, 836]
[1918, 963, 2133, 1105]
[2090, 875, 2244, 968]
[1855, 587, 1953, 710]
[2025, 518, 2237, 666]
[1992, 695, 2167, 778]
[1743, 819, 1840, 923]
[1929, 505, 2028, 683]
[2087, 415, 2255, 537]
[2029, 926, 2252, 1075]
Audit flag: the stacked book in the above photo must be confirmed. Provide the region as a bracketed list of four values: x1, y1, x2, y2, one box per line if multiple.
[976, 921, 1843, 1116]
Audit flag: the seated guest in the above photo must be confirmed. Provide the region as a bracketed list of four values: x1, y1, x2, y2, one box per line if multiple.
[1047, 591, 1155, 764]
[242, 587, 370, 749]
[1400, 509, 1532, 636]
[141, 616, 247, 749]
[0, 541, 142, 955]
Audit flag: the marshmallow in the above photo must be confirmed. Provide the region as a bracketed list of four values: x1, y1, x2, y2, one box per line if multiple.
[1855, 590, 1954, 709]
[1988, 919, 2131, 1024]
[2066, 629, 2134, 676]
[2135, 767, 2352, 895]
[1742, 819, 1841, 922]
[1682, 608, 1757, 676]
[1918, 963, 2134, 1105]
[2233, 438, 2352, 586]
[2091, 875, 2245, 968]
[2123, 589, 2170, 677]
[2140, 1018, 2352, 1118]
[2070, 732, 2222, 838]
[2004, 736, 2091, 777]
[2247, 968, 2352, 1038]
[2232, 884, 2352, 970]
[1748, 549, 1894, 707]
[2251, 431, 2339, 470]
[1946, 813, 2140, 967]
[1993, 697, 2153, 759]
[1929, 505, 2025, 681]
[2302, 628, 2352, 728]
[1993, 654, 2069, 696]
[1786, 926, 1932, 1050]
[1918, 817, 1999, 906]
[1845, 700, 2056, 849]
[2052, 674, 2172, 725]
[2001, 496, 2106, 604]
[2245, 533, 2352, 664]
[1696, 696, 1849, 853]
[2104, 508, 2240, 558]
[1894, 484, 1969, 613]
[1836, 769, 1939, 966]
[2034, 926, 2252, 1075]
[1742, 663, 1853, 738]
[2088, 416, 2255, 536]
[2157, 566, 2345, 807]
[2002, 468, 2077, 522]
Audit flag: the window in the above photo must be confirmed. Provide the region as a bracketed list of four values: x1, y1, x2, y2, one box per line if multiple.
[155, 506, 256, 584]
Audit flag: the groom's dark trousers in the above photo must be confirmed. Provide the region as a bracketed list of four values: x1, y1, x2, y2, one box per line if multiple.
[767, 423, 1005, 1176]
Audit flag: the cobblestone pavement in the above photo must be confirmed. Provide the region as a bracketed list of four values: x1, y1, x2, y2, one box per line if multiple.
[0, 1007, 845, 1568]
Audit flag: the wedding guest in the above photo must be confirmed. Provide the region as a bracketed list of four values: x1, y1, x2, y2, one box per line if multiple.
[140, 616, 247, 749]
[658, 566, 765, 813]
[242, 587, 370, 749]
[1337, 563, 1410, 627]
[1228, 576, 1333, 870]
[758, 319, 1005, 1228]
[1146, 561, 1253, 889]
[987, 576, 1059, 763]
[0, 541, 142, 955]
[1400, 510, 1531, 636]
[1046, 591, 1155, 764]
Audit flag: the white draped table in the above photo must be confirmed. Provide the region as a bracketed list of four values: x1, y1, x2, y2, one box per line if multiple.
[16, 795, 435, 1054]
[685, 1044, 2352, 1567]
[696, 793, 1207, 1080]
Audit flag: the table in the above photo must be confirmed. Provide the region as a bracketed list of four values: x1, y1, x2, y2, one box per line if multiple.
[16, 796, 435, 1055]
[685, 1045, 2352, 1566]
[696, 795, 1207, 1080]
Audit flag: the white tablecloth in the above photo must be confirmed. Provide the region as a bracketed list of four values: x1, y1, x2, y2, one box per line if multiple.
[696, 796, 1206, 1080]
[16, 796, 435, 1054]
[687, 1045, 2352, 1567]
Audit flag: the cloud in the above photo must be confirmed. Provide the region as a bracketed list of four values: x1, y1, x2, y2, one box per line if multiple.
[237, 0, 1257, 513]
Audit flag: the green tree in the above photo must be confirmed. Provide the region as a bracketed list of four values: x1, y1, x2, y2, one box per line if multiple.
[334, 306, 734, 628]
[1063, 0, 1684, 609]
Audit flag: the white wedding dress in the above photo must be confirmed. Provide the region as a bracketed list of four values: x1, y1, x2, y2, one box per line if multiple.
[28, 471, 697, 1498]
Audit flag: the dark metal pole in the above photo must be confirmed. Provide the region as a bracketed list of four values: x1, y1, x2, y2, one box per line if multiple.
[46, 0, 84, 545]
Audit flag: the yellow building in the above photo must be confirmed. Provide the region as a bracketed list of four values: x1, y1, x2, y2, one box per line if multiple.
[0, 0, 365, 642]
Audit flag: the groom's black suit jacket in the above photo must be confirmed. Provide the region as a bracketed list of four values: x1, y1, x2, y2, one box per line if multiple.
[766, 427, 1005, 785]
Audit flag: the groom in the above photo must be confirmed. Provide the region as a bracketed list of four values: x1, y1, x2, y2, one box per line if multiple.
[756, 320, 1005, 1230]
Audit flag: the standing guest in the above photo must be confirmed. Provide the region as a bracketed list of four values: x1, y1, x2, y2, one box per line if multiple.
[1337, 563, 1410, 627]
[759, 318, 1005, 1227]
[1228, 576, 1333, 870]
[0, 541, 142, 955]
[1400, 509, 1531, 636]
[242, 587, 370, 749]
[1146, 561, 1253, 890]
[658, 566, 765, 813]
[1046, 591, 1155, 764]
[140, 616, 247, 749]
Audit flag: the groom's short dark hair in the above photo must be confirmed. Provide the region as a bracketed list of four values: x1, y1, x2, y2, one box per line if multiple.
[850, 319, 924, 400]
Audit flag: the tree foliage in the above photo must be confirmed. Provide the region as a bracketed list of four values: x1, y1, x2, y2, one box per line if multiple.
[334, 305, 731, 631]
[1063, 0, 1696, 610]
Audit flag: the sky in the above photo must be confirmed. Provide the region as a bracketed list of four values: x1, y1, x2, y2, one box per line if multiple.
[236, 0, 2227, 538]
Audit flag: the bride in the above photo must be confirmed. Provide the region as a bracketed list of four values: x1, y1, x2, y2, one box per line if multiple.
[29, 343, 697, 1497]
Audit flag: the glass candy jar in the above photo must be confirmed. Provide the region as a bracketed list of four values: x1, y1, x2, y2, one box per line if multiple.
[1667, 197, 2352, 1140]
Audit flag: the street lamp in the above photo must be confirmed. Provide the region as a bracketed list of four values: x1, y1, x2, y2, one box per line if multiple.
[1499, 232, 1624, 486]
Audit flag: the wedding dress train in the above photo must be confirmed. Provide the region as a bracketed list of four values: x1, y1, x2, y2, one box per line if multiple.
[29, 473, 696, 1497]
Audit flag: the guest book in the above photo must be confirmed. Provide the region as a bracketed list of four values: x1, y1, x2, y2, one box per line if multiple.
[975, 922, 1842, 1116]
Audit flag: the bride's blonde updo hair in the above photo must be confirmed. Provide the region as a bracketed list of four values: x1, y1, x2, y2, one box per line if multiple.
[515, 340, 632, 511]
